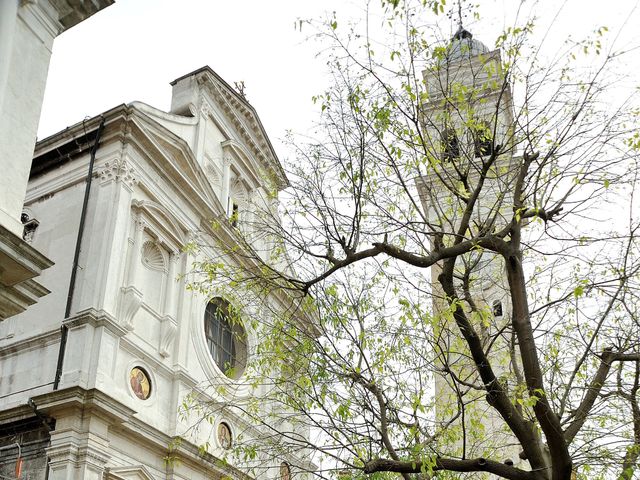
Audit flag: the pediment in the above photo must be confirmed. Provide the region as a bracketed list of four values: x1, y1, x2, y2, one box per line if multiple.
[129, 114, 224, 216]
[132, 199, 187, 248]
[105, 465, 157, 480]
[192, 69, 289, 190]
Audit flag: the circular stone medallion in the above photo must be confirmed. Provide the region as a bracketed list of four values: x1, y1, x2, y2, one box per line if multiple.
[217, 422, 232, 449]
[280, 462, 291, 480]
[129, 366, 151, 400]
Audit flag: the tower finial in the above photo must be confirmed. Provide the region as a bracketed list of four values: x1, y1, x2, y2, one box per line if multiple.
[452, 0, 472, 43]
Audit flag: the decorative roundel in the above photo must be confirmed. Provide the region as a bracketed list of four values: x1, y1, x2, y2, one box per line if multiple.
[217, 421, 233, 449]
[129, 366, 152, 400]
[280, 462, 291, 480]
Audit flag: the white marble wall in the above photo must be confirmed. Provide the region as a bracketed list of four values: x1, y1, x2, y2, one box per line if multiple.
[0, 67, 305, 479]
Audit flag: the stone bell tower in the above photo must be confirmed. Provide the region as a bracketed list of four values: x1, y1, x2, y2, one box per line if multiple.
[417, 27, 522, 469]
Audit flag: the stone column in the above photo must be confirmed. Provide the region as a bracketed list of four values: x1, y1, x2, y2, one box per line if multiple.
[245, 187, 257, 230]
[71, 157, 138, 317]
[175, 233, 199, 368]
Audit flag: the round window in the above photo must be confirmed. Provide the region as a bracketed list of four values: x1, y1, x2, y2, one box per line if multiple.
[204, 298, 247, 379]
[217, 421, 233, 449]
[129, 366, 151, 400]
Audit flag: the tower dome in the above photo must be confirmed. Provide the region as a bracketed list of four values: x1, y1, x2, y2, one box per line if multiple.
[446, 26, 490, 62]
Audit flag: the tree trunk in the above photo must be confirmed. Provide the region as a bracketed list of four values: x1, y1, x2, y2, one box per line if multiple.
[505, 247, 572, 480]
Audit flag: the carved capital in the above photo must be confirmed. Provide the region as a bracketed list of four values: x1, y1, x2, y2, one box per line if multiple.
[47, 444, 79, 466]
[186, 231, 202, 246]
[99, 159, 139, 190]
[134, 218, 147, 234]
[77, 445, 111, 470]
[199, 93, 212, 117]
[168, 250, 182, 263]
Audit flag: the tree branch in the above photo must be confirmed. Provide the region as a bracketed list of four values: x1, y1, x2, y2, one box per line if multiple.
[363, 457, 538, 480]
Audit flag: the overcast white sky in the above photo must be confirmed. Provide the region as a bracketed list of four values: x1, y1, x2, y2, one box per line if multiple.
[38, 0, 639, 162]
[38, 0, 355, 150]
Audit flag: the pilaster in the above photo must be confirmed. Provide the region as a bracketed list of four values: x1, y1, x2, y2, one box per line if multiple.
[221, 157, 232, 215]
[74, 157, 139, 318]
[193, 98, 210, 164]
[119, 216, 145, 331]
[159, 250, 181, 357]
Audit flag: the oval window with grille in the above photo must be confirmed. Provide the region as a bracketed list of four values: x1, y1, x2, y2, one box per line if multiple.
[204, 298, 247, 379]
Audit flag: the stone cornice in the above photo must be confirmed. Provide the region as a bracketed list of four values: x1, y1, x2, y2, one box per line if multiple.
[0, 403, 44, 425]
[0, 222, 53, 319]
[0, 327, 59, 358]
[0, 223, 53, 285]
[33, 105, 127, 156]
[48, 0, 114, 32]
[31, 386, 136, 424]
[63, 308, 128, 337]
[181, 67, 288, 190]
[210, 81, 288, 189]
[19, 0, 63, 42]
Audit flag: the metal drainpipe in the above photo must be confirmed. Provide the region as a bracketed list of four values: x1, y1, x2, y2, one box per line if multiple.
[53, 117, 106, 390]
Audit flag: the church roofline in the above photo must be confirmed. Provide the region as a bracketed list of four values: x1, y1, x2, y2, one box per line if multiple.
[170, 66, 288, 189]
[170, 66, 251, 110]
[34, 67, 288, 190]
[30, 104, 224, 213]
[31, 104, 128, 178]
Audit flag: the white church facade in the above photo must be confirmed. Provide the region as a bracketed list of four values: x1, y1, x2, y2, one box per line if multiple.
[0, 66, 308, 480]
[0, 2, 527, 477]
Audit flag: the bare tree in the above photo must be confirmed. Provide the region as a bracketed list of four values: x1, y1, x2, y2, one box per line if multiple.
[186, 2, 640, 479]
